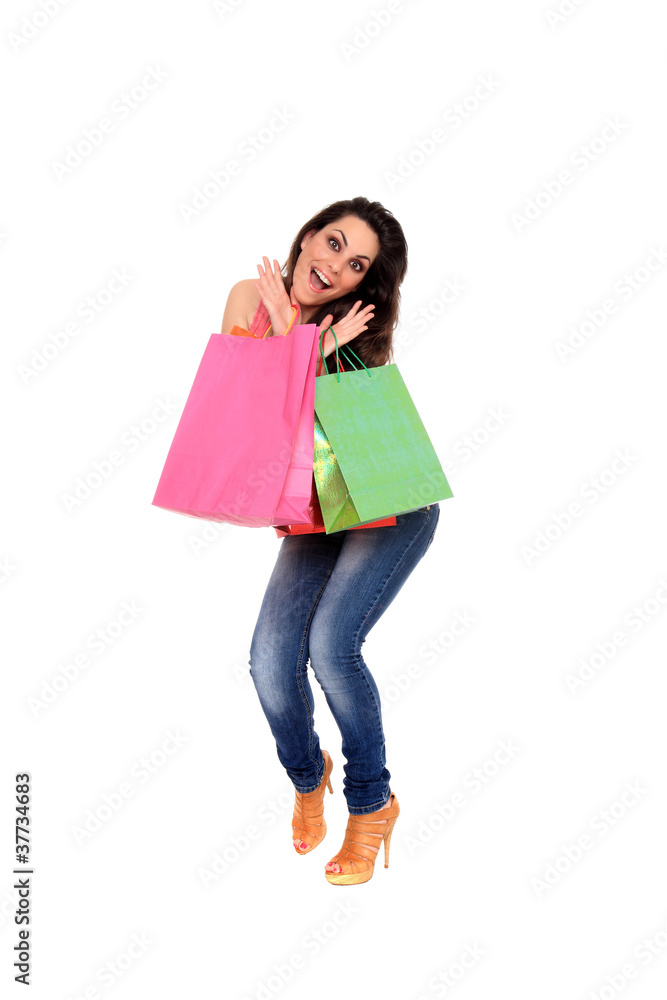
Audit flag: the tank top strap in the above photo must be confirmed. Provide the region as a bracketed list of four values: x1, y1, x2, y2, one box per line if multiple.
[248, 298, 270, 337]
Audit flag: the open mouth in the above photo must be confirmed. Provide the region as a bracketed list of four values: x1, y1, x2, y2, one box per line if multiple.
[309, 266, 332, 292]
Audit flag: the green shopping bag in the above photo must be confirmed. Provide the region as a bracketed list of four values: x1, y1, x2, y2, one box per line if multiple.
[313, 328, 453, 533]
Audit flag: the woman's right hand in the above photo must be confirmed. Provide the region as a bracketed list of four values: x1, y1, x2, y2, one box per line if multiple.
[319, 300, 375, 359]
[253, 256, 295, 337]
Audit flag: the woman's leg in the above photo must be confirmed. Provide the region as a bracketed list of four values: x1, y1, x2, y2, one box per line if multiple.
[307, 504, 441, 815]
[248, 530, 344, 792]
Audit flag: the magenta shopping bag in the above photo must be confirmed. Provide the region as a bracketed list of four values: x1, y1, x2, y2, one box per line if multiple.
[151, 322, 321, 526]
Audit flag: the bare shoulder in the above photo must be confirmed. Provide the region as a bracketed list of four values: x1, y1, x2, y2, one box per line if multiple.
[220, 279, 261, 334]
[232, 277, 260, 304]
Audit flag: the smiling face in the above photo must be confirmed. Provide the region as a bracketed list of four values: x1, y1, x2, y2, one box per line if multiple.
[291, 214, 381, 321]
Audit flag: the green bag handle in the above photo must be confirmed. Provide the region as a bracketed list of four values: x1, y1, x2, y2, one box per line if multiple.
[319, 325, 372, 384]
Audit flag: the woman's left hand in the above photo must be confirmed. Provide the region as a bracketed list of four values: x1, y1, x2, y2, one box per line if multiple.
[319, 300, 375, 359]
[253, 256, 295, 336]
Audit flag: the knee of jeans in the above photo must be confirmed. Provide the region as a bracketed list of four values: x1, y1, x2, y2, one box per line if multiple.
[248, 624, 274, 675]
[308, 615, 331, 664]
[249, 621, 294, 679]
[308, 618, 355, 675]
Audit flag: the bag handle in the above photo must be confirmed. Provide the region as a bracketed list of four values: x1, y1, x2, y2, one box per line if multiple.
[319, 325, 371, 383]
[261, 304, 299, 339]
[339, 343, 370, 374]
[317, 347, 345, 377]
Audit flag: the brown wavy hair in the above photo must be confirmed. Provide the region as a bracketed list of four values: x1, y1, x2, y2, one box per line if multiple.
[281, 196, 408, 373]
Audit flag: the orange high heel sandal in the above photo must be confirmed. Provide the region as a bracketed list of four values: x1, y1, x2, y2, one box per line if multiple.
[292, 750, 334, 854]
[324, 792, 400, 885]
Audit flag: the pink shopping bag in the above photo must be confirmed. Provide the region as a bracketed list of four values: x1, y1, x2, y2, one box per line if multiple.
[151, 318, 321, 526]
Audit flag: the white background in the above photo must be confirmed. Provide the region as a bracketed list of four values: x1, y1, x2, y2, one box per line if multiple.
[2, 0, 666, 997]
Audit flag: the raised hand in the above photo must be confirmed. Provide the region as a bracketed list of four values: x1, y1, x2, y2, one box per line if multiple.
[319, 300, 375, 359]
[253, 256, 295, 337]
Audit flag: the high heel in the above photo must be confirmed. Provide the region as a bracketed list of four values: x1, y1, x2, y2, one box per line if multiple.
[292, 749, 334, 854]
[324, 792, 400, 885]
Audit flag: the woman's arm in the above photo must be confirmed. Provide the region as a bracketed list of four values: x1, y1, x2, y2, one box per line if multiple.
[220, 280, 256, 336]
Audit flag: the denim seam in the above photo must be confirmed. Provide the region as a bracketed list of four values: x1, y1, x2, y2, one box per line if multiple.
[340, 511, 434, 811]
[347, 796, 391, 815]
[292, 567, 336, 793]
[423, 507, 440, 554]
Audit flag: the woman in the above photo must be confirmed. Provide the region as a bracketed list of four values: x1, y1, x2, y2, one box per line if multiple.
[221, 197, 440, 884]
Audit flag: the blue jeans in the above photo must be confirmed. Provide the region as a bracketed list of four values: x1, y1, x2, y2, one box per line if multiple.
[248, 503, 440, 814]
